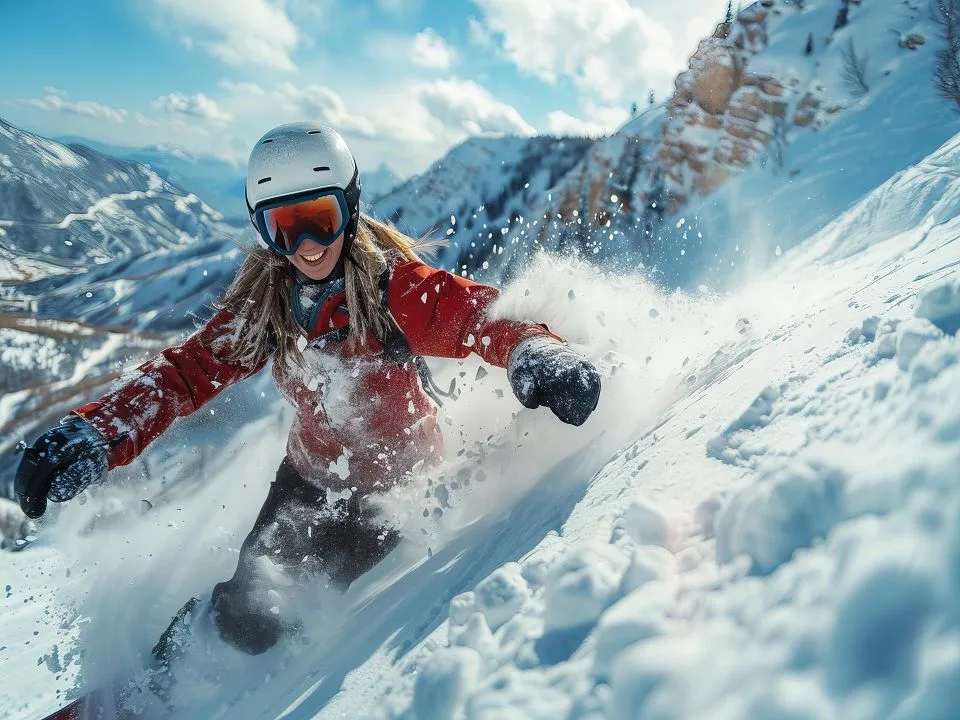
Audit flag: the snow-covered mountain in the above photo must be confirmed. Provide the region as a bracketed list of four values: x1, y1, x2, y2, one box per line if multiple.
[56, 136, 250, 222]
[370, 134, 598, 276]
[363, 161, 404, 203]
[0, 119, 236, 282]
[655, 0, 960, 287]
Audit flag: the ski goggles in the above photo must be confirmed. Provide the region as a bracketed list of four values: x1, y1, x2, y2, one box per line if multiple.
[252, 189, 350, 256]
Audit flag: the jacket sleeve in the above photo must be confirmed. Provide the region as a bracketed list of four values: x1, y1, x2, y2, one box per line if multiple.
[387, 259, 562, 368]
[72, 309, 269, 470]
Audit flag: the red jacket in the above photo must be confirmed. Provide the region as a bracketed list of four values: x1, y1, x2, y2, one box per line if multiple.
[73, 258, 559, 492]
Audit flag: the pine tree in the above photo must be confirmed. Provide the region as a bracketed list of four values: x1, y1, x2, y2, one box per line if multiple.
[805, 32, 814, 56]
[648, 90, 656, 106]
[834, 0, 850, 31]
[725, 0, 734, 25]
[932, 0, 960, 109]
[630, 101, 639, 116]
[840, 39, 869, 97]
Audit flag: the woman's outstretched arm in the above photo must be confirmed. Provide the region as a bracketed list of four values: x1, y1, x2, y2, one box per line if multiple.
[387, 259, 601, 426]
[73, 309, 269, 469]
[17, 309, 269, 517]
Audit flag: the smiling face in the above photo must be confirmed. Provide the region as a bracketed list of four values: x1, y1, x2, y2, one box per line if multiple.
[287, 234, 345, 281]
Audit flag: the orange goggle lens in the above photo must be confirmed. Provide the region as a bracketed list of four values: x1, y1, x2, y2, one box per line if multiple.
[259, 193, 347, 253]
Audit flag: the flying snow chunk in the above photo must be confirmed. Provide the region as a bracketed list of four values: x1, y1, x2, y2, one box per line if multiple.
[329, 451, 351, 480]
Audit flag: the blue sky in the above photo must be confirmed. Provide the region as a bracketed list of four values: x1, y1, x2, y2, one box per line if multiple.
[0, 0, 729, 177]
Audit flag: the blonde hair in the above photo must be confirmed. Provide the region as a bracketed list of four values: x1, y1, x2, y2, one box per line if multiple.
[219, 214, 434, 368]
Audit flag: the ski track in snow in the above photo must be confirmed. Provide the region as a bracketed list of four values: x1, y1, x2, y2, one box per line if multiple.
[4, 138, 960, 720]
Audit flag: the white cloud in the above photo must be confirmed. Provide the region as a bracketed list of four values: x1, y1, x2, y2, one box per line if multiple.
[153, 92, 233, 124]
[279, 83, 377, 137]
[18, 92, 128, 123]
[412, 28, 456, 70]
[134, 112, 161, 127]
[151, 0, 299, 71]
[547, 102, 628, 137]
[473, 0, 728, 102]
[44, 86, 67, 97]
[467, 16, 495, 48]
[418, 79, 536, 137]
[546, 111, 596, 137]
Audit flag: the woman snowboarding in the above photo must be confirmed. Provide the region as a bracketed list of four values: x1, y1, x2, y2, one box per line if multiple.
[15, 122, 601, 671]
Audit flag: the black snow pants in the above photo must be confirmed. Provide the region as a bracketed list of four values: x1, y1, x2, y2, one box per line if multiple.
[158, 458, 402, 660]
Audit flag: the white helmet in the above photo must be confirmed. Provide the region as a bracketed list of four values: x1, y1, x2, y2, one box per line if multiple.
[245, 121, 362, 254]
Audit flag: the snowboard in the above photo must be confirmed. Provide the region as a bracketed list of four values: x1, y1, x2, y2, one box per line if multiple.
[36, 597, 200, 719]
[39, 694, 88, 720]
[38, 683, 162, 720]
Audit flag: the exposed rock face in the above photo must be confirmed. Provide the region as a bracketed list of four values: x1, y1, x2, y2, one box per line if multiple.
[899, 33, 925, 50]
[657, 2, 791, 210]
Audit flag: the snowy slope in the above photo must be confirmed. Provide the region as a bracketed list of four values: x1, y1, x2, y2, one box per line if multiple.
[0, 118, 236, 281]
[3, 125, 959, 720]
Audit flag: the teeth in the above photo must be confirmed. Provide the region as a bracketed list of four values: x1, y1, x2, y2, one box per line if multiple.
[303, 250, 325, 262]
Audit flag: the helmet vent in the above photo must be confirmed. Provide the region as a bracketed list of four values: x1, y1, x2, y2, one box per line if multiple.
[261, 138, 275, 144]
[257, 177, 272, 185]
[307, 130, 322, 135]
[313, 166, 330, 172]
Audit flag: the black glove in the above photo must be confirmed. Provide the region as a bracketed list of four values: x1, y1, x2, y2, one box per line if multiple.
[15, 416, 108, 519]
[508, 337, 601, 426]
